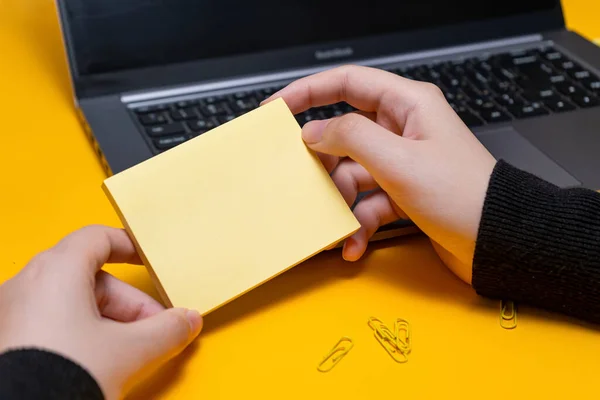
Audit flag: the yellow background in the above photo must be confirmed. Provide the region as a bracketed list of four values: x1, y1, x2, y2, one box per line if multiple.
[1, 1, 599, 399]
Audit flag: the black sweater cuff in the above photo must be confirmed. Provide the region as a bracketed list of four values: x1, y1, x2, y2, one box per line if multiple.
[0, 348, 104, 400]
[473, 160, 600, 324]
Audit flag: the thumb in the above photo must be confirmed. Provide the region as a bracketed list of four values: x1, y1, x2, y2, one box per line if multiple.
[124, 308, 203, 373]
[302, 113, 406, 179]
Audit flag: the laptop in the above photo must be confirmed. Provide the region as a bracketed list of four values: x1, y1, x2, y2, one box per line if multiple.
[56, 0, 600, 241]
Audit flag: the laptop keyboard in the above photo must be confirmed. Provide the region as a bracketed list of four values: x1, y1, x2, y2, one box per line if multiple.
[131, 46, 600, 153]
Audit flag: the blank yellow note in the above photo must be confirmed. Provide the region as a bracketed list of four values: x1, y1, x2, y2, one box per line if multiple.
[102, 98, 360, 315]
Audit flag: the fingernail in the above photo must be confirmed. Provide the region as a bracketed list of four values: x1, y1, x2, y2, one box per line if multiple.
[185, 309, 203, 334]
[302, 119, 328, 144]
[342, 238, 359, 262]
[259, 92, 280, 106]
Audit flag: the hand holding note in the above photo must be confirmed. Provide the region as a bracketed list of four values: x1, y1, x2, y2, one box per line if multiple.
[0, 226, 202, 400]
[264, 65, 496, 284]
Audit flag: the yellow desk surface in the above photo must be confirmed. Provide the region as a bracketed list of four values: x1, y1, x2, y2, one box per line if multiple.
[1, 1, 600, 399]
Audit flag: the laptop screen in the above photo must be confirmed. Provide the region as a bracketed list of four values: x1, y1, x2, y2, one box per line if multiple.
[62, 0, 558, 76]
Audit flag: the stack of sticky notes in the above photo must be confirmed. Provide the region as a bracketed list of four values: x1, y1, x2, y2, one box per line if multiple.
[103, 98, 360, 315]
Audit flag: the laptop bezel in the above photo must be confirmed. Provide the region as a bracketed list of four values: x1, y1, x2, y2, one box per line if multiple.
[56, 1, 565, 101]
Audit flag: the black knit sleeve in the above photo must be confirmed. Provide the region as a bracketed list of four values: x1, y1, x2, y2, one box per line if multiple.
[472, 159, 600, 324]
[0, 348, 104, 400]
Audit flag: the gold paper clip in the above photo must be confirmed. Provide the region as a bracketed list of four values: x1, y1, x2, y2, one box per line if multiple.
[317, 337, 354, 372]
[368, 316, 411, 363]
[500, 300, 517, 329]
[369, 317, 396, 344]
[374, 327, 409, 363]
[367, 317, 385, 331]
[394, 318, 411, 355]
[375, 324, 396, 342]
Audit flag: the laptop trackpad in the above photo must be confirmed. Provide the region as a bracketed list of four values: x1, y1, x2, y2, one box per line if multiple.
[476, 127, 580, 188]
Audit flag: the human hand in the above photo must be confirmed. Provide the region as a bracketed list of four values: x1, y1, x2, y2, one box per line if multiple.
[0, 226, 203, 399]
[264, 65, 496, 284]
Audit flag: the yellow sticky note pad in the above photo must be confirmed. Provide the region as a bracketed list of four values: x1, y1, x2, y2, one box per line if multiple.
[102, 98, 360, 315]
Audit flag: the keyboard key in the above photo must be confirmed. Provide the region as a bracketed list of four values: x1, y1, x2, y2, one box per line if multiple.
[396, 68, 416, 80]
[134, 104, 168, 114]
[170, 107, 198, 121]
[544, 98, 576, 113]
[523, 89, 558, 102]
[440, 75, 461, 88]
[507, 102, 549, 118]
[542, 51, 563, 62]
[516, 76, 557, 91]
[468, 97, 496, 111]
[296, 112, 320, 126]
[489, 80, 517, 93]
[313, 110, 329, 120]
[232, 97, 258, 112]
[495, 93, 521, 107]
[443, 89, 458, 102]
[420, 67, 441, 83]
[145, 123, 186, 137]
[174, 100, 199, 108]
[540, 63, 555, 75]
[518, 69, 567, 89]
[139, 112, 168, 125]
[512, 55, 538, 66]
[444, 87, 469, 103]
[154, 135, 187, 150]
[509, 48, 533, 57]
[481, 109, 512, 123]
[255, 93, 266, 102]
[186, 118, 217, 132]
[556, 60, 577, 71]
[337, 103, 355, 113]
[317, 109, 333, 119]
[202, 95, 226, 104]
[572, 94, 600, 108]
[548, 74, 567, 84]
[295, 114, 307, 125]
[427, 66, 442, 81]
[472, 60, 493, 77]
[200, 103, 229, 116]
[581, 78, 600, 93]
[513, 57, 552, 74]
[233, 91, 251, 100]
[466, 75, 490, 94]
[455, 107, 483, 127]
[261, 87, 279, 98]
[461, 85, 481, 99]
[491, 67, 516, 81]
[319, 106, 336, 119]
[569, 69, 593, 81]
[555, 82, 586, 97]
[218, 114, 236, 124]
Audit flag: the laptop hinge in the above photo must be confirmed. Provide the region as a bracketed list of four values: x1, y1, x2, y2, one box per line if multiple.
[121, 33, 544, 104]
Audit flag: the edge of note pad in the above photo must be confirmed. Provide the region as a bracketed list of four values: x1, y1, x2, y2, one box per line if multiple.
[103, 187, 174, 308]
[101, 98, 360, 314]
